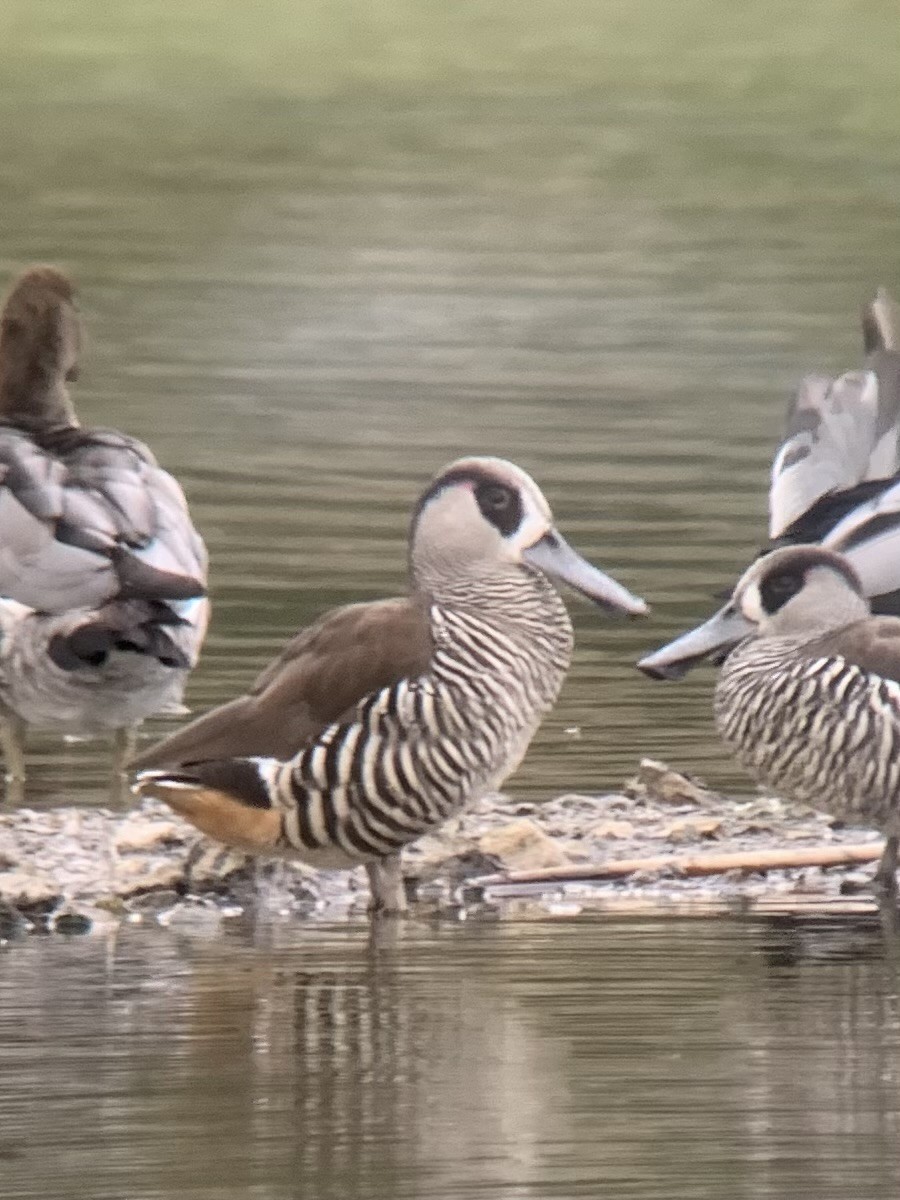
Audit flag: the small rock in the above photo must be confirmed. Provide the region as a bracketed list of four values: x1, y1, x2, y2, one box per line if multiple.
[628, 867, 668, 885]
[736, 797, 786, 819]
[589, 819, 635, 841]
[663, 816, 723, 844]
[157, 899, 224, 934]
[0, 869, 61, 910]
[51, 911, 93, 936]
[552, 793, 606, 814]
[477, 819, 573, 872]
[416, 848, 503, 884]
[0, 831, 19, 871]
[839, 873, 875, 895]
[789, 869, 826, 893]
[127, 889, 183, 915]
[113, 859, 185, 896]
[543, 900, 584, 916]
[114, 817, 186, 854]
[0, 902, 29, 939]
[625, 758, 715, 808]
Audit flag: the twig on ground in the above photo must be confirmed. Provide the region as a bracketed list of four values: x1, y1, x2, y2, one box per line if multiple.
[473, 842, 884, 889]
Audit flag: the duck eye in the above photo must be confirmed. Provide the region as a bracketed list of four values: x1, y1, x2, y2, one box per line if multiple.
[760, 569, 804, 613]
[473, 479, 522, 534]
[480, 485, 513, 512]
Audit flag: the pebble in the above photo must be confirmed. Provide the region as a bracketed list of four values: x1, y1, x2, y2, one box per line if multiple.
[0, 762, 889, 931]
[589, 819, 635, 841]
[663, 816, 724, 843]
[625, 758, 717, 808]
[477, 819, 574, 871]
[113, 817, 185, 853]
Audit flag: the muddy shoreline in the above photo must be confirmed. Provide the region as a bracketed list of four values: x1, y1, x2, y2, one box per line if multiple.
[0, 759, 888, 936]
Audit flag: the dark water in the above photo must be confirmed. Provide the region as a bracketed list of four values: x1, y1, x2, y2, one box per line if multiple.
[4, 4, 900, 1196]
[2, 917, 900, 1200]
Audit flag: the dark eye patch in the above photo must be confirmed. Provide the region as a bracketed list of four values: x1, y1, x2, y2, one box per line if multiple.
[411, 465, 526, 539]
[479, 484, 512, 512]
[759, 568, 805, 614]
[474, 481, 522, 536]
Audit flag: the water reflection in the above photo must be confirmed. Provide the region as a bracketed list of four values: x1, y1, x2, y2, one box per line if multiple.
[0, 918, 899, 1199]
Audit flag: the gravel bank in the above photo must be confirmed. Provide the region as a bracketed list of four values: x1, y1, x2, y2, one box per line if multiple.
[0, 759, 888, 937]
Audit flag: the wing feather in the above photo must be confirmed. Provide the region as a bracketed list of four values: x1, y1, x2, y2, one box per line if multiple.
[131, 596, 433, 768]
[0, 425, 206, 611]
[804, 616, 900, 685]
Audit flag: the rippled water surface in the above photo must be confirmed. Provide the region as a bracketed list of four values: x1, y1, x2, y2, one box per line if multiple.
[5, 0, 900, 802]
[4, 4, 900, 1195]
[2, 916, 900, 1200]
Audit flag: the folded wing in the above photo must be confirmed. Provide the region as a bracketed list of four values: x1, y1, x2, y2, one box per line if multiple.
[131, 596, 433, 768]
[0, 426, 207, 613]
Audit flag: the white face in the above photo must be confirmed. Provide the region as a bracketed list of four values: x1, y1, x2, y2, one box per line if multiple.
[410, 456, 648, 614]
[731, 553, 803, 632]
[730, 547, 867, 635]
[411, 456, 553, 568]
[735, 576, 767, 627]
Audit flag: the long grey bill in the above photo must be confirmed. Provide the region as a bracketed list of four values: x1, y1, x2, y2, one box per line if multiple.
[636, 604, 753, 680]
[522, 532, 648, 616]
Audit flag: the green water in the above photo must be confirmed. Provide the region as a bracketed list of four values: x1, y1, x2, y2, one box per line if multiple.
[3, 2, 900, 1194]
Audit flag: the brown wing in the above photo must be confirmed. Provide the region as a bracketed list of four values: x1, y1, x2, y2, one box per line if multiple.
[132, 596, 433, 768]
[803, 615, 900, 684]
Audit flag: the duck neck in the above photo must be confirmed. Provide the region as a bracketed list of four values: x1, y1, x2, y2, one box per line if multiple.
[0, 369, 78, 434]
[415, 560, 573, 656]
[0, 313, 79, 433]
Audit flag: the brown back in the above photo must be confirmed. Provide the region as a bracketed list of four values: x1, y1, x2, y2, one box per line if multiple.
[132, 595, 433, 768]
[803, 615, 900, 685]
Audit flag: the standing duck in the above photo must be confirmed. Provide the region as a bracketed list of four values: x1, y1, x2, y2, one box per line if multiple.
[133, 456, 647, 912]
[699, 545, 900, 892]
[0, 266, 209, 782]
[639, 288, 900, 679]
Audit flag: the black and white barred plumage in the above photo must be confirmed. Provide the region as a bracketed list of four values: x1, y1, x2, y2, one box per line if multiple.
[717, 638, 900, 829]
[249, 591, 572, 868]
[705, 545, 900, 889]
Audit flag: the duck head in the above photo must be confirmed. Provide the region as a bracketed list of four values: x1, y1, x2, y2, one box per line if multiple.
[638, 546, 868, 679]
[0, 265, 81, 432]
[409, 456, 648, 615]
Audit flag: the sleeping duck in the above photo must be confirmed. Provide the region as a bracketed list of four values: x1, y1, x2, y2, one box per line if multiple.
[639, 287, 900, 679]
[0, 265, 209, 783]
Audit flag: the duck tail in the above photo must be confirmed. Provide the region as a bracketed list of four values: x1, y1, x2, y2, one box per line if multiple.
[47, 599, 194, 671]
[134, 758, 285, 852]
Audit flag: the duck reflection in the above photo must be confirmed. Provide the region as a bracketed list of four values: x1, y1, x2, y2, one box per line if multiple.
[2, 918, 900, 1200]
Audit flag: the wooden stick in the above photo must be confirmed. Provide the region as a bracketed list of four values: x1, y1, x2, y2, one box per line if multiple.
[473, 842, 884, 889]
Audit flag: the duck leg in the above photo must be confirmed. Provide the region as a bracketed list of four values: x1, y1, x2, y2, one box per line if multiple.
[873, 834, 899, 897]
[111, 724, 139, 778]
[0, 712, 27, 784]
[366, 852, 408, 916]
